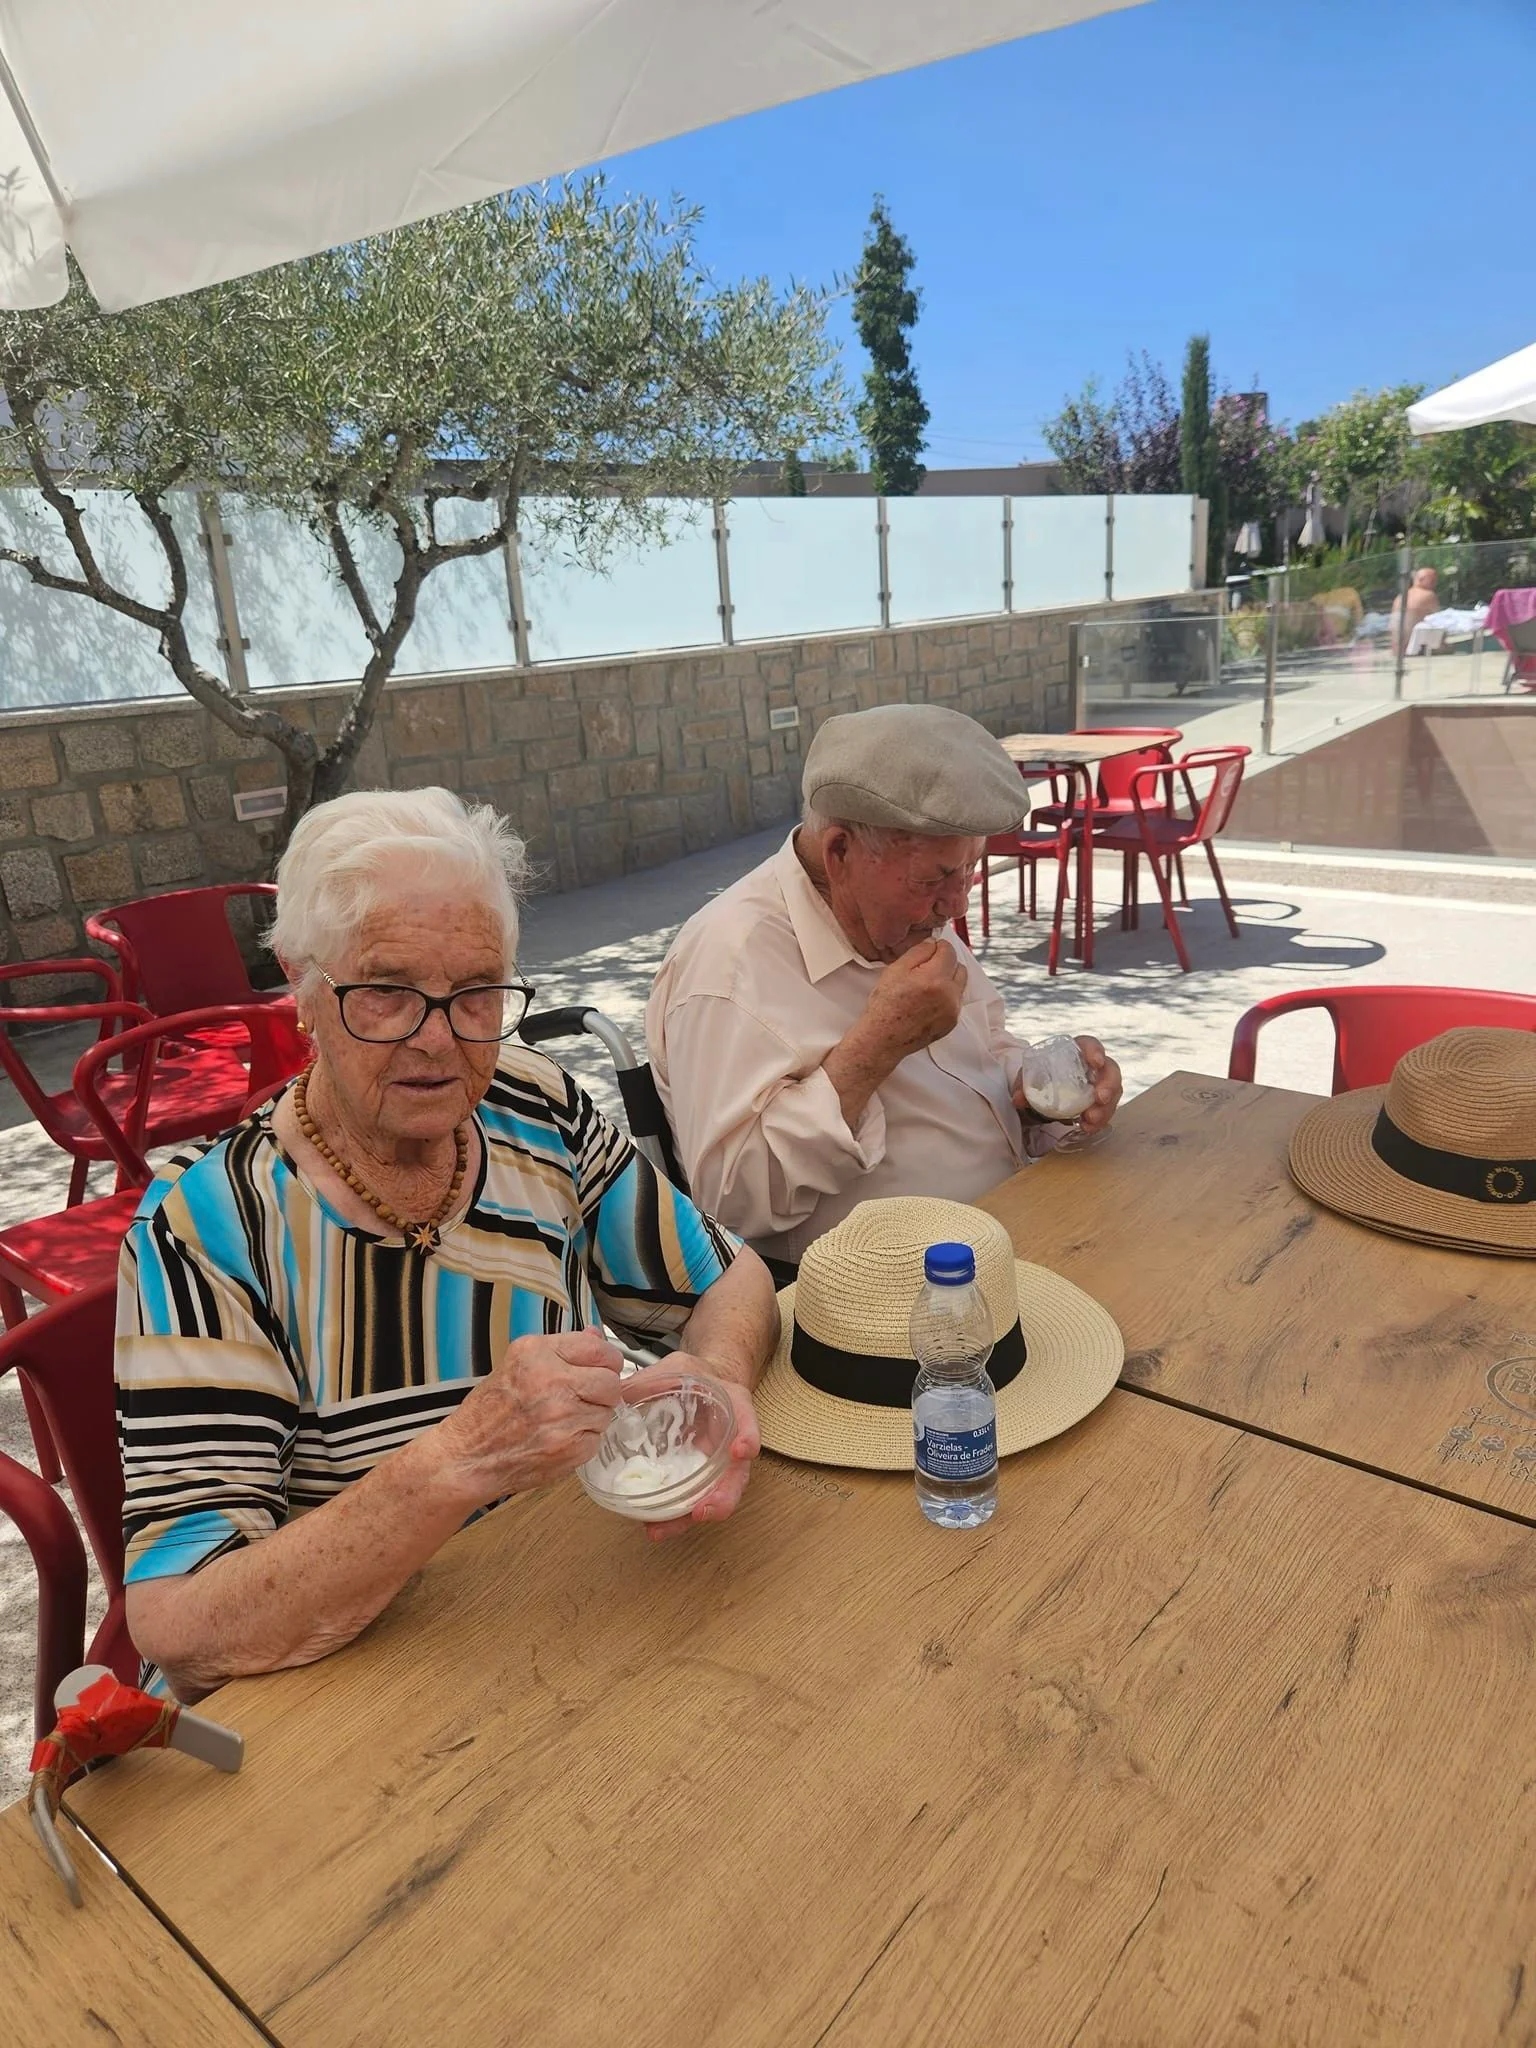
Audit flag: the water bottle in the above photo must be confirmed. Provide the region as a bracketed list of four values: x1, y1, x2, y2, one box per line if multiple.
[910, 1241, 998, 1529]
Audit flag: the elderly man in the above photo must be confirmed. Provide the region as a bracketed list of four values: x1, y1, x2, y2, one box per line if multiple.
[645, 703, 1122, 1270]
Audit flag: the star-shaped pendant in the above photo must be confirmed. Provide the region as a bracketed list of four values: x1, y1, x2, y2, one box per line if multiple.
[410, 1222, 441, 1255]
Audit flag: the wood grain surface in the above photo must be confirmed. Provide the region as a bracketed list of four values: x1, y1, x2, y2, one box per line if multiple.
[68, 1394, 1536, 2047]
[0, 1799, 262, 2044]
[982, 1072, 1536, 1520]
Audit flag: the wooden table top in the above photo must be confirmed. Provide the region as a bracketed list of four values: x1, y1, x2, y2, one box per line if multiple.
[68, 1393, 1536, 2046]
[1001, 732, 1150, 768]
[0, 1800, 262, 2045]
[981, 1071, 1536, 1519]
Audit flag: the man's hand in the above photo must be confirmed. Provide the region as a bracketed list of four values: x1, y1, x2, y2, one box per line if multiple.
[822, 938, 968, 1133]
[1074, 1036, 1123, 1133]
[432, 1328, 625, 1507]
[623, 1354, 761, 1545]
[1011, 1034, 1122, 1135]
[861, 939, 968, 1062]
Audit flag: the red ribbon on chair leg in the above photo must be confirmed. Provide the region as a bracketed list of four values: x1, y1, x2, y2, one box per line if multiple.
[29, 1670, 180, 1809]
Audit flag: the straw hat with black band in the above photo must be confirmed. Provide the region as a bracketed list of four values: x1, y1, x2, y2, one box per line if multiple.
[1289, 1027, 1536, 1258]
[756, 1195, 1123, 1469]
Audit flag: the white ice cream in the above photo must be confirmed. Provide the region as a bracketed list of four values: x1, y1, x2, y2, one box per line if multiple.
[605, 1443, 710, 1496]
[1023, 1074, 1096, 1120]
[594, 1390, 711, 1498]
[1020, 1037, 1096, 1121]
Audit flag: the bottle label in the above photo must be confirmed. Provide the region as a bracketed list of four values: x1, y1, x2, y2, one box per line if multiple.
[914, 1418, 998, 1482]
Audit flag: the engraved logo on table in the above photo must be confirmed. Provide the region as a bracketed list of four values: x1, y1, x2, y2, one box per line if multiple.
[757, 1452, 854, 1503]
[1434, 1350, 1536, 1484]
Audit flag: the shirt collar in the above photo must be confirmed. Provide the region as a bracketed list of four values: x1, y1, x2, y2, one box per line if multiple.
[772, 831, 869, 984]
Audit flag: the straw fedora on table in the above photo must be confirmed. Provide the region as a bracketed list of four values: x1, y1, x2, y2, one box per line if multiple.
[756, 1196, 1123, 1470]
[1289, 1027, 1536, 1258]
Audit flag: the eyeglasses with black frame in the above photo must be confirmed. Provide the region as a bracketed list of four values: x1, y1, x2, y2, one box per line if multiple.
[319, 970, 537, 1045]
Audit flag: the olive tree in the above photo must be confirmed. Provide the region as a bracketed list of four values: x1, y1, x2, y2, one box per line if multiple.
[0, 180, 844, 844]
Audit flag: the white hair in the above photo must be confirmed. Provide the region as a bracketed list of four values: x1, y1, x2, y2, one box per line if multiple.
[800, 802, 925, 858]
[268, 787, 527, 983]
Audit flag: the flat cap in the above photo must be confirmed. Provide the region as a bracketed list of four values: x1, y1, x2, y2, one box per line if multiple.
[802, 703, 1027, 836]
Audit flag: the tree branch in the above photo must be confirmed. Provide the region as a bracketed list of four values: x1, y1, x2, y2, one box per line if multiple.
[133, 487, 190, 621]
[320, 496, 384, 649]
[0, 548, 96, 602]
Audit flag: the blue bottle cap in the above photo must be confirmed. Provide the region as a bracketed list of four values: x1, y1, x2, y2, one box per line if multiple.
[923, 1241, 976, 1285]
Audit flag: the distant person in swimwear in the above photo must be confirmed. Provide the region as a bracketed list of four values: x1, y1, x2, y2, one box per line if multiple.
[1390, 567, 1440, 651]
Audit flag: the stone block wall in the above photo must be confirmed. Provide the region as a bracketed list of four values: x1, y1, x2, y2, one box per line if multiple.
[0, 596, 1202, 992]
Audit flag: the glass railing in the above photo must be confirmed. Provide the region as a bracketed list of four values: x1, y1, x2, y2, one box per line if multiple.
[0, 488, 1200, 710]
[1074, 537, 1536, 862]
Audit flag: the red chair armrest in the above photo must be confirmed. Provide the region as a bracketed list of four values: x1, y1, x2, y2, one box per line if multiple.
[0, 956, 124, 1009]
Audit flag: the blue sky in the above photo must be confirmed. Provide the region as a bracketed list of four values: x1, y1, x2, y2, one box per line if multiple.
[594, 0, 1535, 466]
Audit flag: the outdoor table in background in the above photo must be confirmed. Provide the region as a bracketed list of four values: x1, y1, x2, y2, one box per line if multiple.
[1000, 732, 1152, 969]
[66, 1388, 1536, 2045]
[0, 1799, 263, 2043]
[981, 1072, 1536, 1519]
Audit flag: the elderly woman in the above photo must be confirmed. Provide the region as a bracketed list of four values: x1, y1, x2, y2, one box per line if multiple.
[118, 787, 777, 1701]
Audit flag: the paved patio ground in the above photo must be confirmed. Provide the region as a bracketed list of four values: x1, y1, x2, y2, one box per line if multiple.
[4, 810, 1532, 1807]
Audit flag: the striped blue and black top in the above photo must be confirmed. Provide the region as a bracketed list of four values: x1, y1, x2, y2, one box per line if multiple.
[116, 1045, 741, 1587]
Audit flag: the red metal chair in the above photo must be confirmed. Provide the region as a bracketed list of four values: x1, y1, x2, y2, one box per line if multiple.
[86, 882, 281, 1016]
[71, 1001, 308, 1190]
[1093, 747, 1249, 973]
[1229, 986, 1536, 1093]
[0, 1284, 134, 1737]
[0, 1001, 305, 1481]
[0, 1000, 306, 1327]
[0, 957, 269, 1207]
[1032, 728, 1185, 827]
[973, 821, 1075, 974]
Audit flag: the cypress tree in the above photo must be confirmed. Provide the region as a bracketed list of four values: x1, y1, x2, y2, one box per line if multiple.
[1181, 333, 1226, 585]
[853, 198, 929, 495]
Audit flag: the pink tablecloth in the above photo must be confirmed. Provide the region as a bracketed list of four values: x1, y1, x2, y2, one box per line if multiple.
[1484, 587, 1536, 651]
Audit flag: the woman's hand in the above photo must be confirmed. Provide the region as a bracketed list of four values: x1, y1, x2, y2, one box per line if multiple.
[433, 1328, 625, 1506]
[623, 1354, 761, 1546]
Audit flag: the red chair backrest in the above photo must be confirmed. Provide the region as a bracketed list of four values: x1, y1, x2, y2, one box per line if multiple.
[74, 1002, 308, 1185]
[87, 883, 277, 1013]
[1178, 747, 1248, 841]
[0, 1284, 130, 1732]
[1228, 985, 1536, 1093]
[1072, 729, 1183, 806]
[1099, 742, 1180, 806]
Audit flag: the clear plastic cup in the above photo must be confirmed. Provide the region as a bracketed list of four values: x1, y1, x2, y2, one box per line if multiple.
[578, 1372, 736, 1523]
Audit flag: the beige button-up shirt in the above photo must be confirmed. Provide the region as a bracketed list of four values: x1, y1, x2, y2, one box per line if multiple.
[645, 833, 1035, 1266]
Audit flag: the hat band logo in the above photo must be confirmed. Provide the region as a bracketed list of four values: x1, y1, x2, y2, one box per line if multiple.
[1370, 1110, 1536, 1207]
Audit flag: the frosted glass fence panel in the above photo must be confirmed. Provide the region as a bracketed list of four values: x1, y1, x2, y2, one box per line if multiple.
[727, 499, 881, 642]
[225, 497, 518, 685]
[886, 497, 1005, 624]
[224, 499, 376, 688]
[0, 491, 222, 707]
[1011, 496, 1108, 612]
[400, 498, 516, 674]
[1113, 494, 1196, 602]
[521, 500, 719, 663]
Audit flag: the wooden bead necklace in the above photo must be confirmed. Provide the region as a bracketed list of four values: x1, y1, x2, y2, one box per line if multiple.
[292, 1065, 469, 1256]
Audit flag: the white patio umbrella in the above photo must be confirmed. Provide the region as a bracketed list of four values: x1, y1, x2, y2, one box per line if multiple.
[0, 0, 1143, 313]
[1407, 342, 1536, 435]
